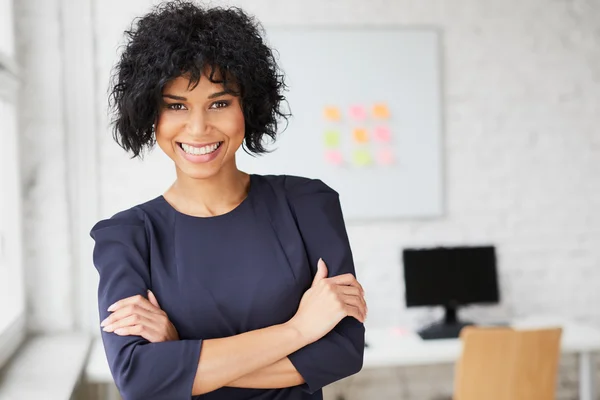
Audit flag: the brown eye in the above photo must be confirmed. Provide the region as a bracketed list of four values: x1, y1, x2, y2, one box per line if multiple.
[167, 103, 186, 111]
[210, 101, 229, 109]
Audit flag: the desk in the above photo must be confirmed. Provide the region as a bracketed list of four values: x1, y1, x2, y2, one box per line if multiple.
[364, 317, 600, 400]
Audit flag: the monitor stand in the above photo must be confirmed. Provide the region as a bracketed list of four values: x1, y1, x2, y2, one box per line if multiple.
[417, 305, 473, 340]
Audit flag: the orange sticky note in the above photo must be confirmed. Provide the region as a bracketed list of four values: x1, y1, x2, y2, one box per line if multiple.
[323, 106, 341, 121]
[373, 103, 390, 119]
[377, 148, 394, 165]
[353, 128, 369, 144]
[325, 150, 343, 165]
[374, 126, 391, 142]
[352, 149, 372, 166]
[349, 105, 367, 121]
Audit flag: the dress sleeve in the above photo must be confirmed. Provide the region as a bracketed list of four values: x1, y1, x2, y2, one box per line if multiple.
[90, 209, 202, 400]
[284, 177, 365, 394]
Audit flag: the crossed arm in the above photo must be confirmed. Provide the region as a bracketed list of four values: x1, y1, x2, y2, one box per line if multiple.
[91, 178, 365, 399]
[100, 266, 366, 395]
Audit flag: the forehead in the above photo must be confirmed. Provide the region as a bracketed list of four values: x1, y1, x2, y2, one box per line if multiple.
[163, 72, 224, 94]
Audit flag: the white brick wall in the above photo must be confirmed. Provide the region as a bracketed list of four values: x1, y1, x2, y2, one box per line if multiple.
[14, 0, 600, 399]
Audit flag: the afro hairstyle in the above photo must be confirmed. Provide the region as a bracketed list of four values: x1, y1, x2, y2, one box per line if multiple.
[108, 0, 289, 158]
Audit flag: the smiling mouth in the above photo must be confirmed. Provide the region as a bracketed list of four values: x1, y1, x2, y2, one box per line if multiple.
[177, 141, 223, 156]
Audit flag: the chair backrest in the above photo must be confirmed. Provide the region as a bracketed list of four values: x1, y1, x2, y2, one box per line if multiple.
[454, 326, 562, 400]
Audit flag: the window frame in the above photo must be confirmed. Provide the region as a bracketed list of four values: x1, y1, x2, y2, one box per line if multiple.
[0, 15, 26, 370]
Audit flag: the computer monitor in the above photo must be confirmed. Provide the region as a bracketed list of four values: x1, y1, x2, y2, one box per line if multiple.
[402, 245, 500, 340]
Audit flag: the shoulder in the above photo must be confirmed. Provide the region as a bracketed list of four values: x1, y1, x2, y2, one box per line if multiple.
[256, 174, 338, 199]
[89, 204, 149, 240]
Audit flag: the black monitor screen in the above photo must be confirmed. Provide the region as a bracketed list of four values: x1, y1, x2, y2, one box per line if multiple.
[403, 246, 500, 307]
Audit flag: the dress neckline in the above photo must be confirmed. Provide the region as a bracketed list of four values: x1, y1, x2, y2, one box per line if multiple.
[157, 174, 255, 220]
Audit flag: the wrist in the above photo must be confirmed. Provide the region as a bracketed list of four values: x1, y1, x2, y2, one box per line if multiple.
[283, 318, 312, 347]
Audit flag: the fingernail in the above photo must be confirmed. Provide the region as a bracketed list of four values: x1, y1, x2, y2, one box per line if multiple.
[100, 318, 107, 327]
[107, 303, 116, 312]
[114, 328, 123, 335]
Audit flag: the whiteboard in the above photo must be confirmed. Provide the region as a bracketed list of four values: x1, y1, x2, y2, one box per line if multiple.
[237, 28, 443, 220]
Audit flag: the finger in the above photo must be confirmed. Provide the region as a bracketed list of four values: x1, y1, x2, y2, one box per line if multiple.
[107, 294, 160, 314]
[343, 304, 365, 323]
[342, 293, 367, 315]
[102, 305, 158, 330]
[338, 286, 368, 311]
[103, 313, 148, 332]
[329, 274, 364, 293]
[311, 258, 328, 287]
[113, 324, 159, 342]
[147, 290, 161, 309]
[101, 303, 159, 327]
[338, 285, 363, 298]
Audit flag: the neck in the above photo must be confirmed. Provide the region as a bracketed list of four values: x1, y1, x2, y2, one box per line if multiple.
[168, 163, 250, 217]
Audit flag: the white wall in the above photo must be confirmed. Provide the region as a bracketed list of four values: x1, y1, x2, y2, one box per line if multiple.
[13, 0, 600, 398]
[94, 0, 600, 329]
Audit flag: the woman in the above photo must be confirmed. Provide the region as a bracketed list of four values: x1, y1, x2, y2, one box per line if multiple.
[90, 1, 367, 399]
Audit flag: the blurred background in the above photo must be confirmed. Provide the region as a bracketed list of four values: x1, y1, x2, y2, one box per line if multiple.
[1, 0, 600, 399]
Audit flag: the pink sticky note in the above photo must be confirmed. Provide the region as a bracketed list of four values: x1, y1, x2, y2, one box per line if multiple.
[325, 150, 343, 165]
[377, 148, 394, 165]
[392, 327, 409, 336]
[374, 126, 391, 142]
[349, 105, 367, 121]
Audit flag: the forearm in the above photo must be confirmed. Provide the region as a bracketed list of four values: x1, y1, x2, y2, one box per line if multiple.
[192, 322, 308, 395]
[226, 357, 304, 389]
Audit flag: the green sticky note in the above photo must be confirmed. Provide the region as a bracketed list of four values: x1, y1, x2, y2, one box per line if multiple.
[353, 149, 372, 166]
[324, 130, 340, 148]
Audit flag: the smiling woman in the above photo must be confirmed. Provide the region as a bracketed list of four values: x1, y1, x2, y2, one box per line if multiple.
[90, 1, 366, 399]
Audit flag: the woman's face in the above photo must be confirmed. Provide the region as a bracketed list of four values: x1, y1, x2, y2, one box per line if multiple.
[155, 71, 245, 180]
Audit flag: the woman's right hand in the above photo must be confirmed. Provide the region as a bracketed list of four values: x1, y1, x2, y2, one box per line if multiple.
[288, 259, 367, 344]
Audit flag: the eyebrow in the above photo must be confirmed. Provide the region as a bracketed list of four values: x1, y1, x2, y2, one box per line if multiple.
[162, 91, 230, 101]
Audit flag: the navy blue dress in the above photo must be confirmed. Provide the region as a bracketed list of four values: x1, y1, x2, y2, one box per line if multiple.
[90, 174, 365, 400]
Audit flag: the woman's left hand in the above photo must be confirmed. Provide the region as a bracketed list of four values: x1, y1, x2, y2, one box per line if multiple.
[100, 290, 179, 343]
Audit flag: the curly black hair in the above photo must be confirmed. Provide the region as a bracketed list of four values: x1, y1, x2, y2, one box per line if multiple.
[108, 0, 289, 158]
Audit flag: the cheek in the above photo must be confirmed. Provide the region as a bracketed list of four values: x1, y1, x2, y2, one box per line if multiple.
[155, 117, 180, 153]
[222, 109, 245, 142]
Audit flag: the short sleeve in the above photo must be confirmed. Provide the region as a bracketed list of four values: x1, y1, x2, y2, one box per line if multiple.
[284, 177, 365, 393]
[90, 208, 202, 400]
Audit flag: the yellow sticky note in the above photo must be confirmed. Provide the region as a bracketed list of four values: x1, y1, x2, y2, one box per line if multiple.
[353, 149, 372, 166]
[353, 128, 369, 144]
[323, 106, 341, 121]
[324, 130, 340, 148]
[373, 103, 390, 119]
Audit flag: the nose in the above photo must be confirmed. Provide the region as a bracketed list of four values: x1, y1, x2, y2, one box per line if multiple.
[186, 111, 208, 138]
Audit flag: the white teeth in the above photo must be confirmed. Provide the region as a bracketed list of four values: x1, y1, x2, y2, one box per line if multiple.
[181, 142, 220, 156]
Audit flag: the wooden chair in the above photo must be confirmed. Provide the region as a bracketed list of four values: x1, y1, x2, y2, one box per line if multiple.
[453, 326, 562, 400]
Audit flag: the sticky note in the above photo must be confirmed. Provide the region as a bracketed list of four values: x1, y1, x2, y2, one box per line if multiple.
[323, 130, 340, 148]
[374, 126, 391, 142]
[352, 149, 372, 166]
[377, 148, 395, 165]
[353, 128, 369, 144]
[325, 150, 343, 165]
[349, 105, 367, 121]
[373, 103, 390, 119]
[323, 106, 341, 121]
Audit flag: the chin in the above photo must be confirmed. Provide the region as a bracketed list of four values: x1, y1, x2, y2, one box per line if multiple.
[178, 163, 224, 180]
